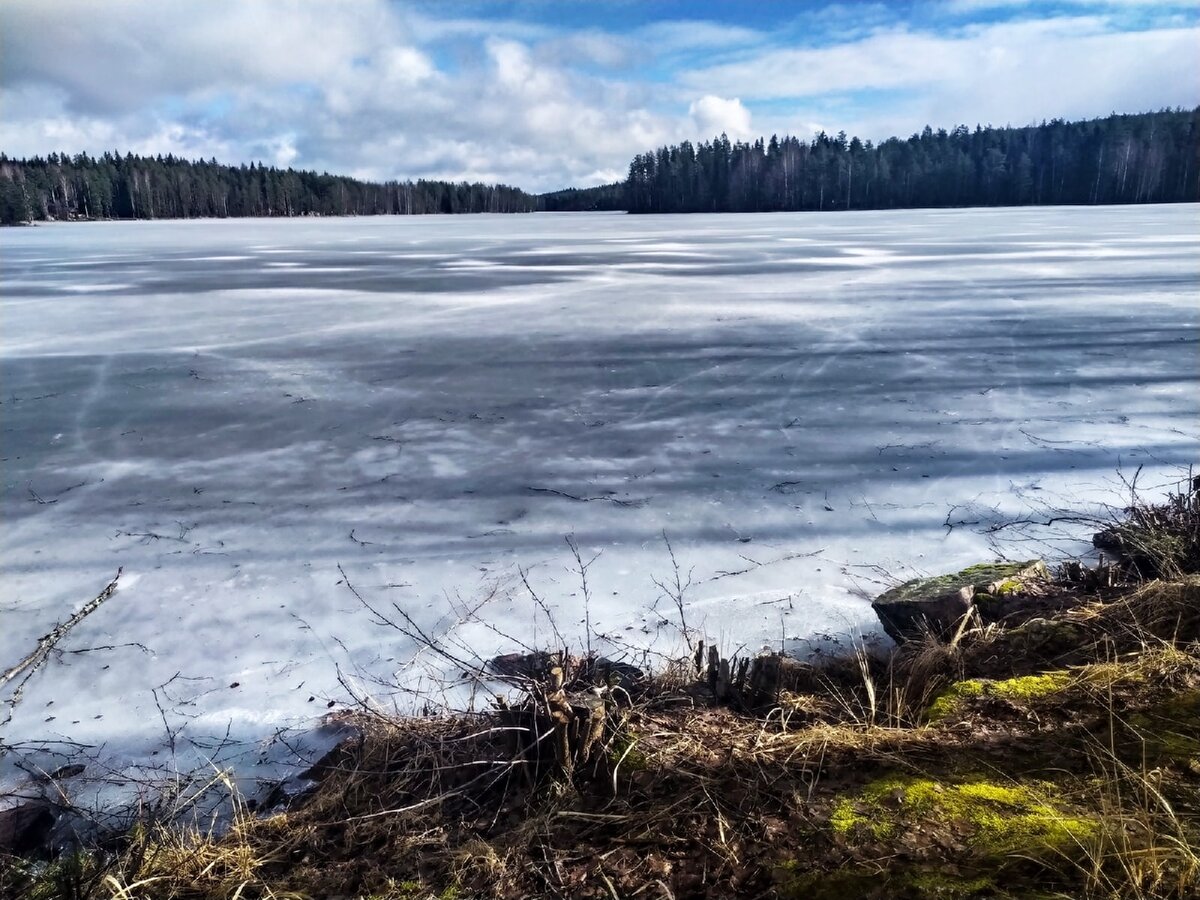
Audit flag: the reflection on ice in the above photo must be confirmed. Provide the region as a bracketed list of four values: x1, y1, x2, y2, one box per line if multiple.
[1, 205, 1197, 798]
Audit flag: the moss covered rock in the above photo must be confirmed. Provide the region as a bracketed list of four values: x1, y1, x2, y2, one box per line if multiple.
[872, 561, 1047, 642]
[1003, 616, 1088, 658]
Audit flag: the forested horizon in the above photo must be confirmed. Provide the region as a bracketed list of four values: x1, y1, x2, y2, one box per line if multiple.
[0, 152, 538, 225]
[625, 108, 1200, 214]
[538, 183, 625, 212]
[3, 108, 1198, 225]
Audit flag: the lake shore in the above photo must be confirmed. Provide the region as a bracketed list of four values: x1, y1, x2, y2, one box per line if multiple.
[4, 475, 1198, 898]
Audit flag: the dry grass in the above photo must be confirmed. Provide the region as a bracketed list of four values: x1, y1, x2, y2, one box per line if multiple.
[9, 620, 1197, 899]
[1071, 738, 1200, 900]
[1094, 472, 1200, 581]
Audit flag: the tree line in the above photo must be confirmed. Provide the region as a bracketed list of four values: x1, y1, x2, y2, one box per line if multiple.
[537, 183, 625, 212]
[0, 152, 538, 225]
[4, 109, 1196, 225]
[625, 108, 1200, 214]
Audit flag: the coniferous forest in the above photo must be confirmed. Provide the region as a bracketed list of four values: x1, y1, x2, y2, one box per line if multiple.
[624, 108, 1200, 213]
[0, 153, 537, 225]
[2, 109, 1197, 225]
[537, 183, 626, 211]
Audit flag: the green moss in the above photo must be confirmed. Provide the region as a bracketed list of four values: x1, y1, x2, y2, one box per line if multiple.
[906, 872, 996, 897]
[1128, 689, 1200, 763]
[366, 882, 423, 900]
[830, 796, 896, 839]
[959, 562, 1029, 579]
[927, 679, 985, 720]
[365, 879, 456, 899]
[927, 672, 1073, 721]
[878, 561, 1044, 605]
[609, 730, 649, 771]
[993, 672, 1072, 701]
[828, 775, 1097, 857]
[775, 868, 881, 899]
[13, 851, 110, 900]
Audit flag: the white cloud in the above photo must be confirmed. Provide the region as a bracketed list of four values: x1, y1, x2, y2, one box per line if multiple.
[947, 0, 1180, 10]
[689, 95, 754, 140]
[680, 18, 1104, 100]
[0, 1, 1195, 190]
[0, 0, 682, 191]
[541, 32, 633, 69]
[1, 0, 405, 114]
[680, 17, 1200, 140]
[581, 167, 626, 186]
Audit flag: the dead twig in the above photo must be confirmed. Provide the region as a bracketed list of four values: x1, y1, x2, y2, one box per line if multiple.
[527, 486, 645, 508]
[651, 530, 696, 650]
[1, 570, 123, 725]
[565, 535, 599, 659]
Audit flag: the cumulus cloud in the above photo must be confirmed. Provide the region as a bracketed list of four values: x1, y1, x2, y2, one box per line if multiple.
[0, 0, 1195, 191]
[2, 0, 403, 114]
[680, 17, 1200, 140]
[689, 96, 754, 140]
[0, 0, 680, 191]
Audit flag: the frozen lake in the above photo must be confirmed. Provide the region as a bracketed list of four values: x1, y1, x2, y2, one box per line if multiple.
[2, 206, 1198, 798]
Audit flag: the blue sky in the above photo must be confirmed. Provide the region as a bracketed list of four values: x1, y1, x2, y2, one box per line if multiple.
[2, 0, 1197, 191]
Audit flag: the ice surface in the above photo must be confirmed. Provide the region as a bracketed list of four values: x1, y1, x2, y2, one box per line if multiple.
[1, 207, 1197, 804]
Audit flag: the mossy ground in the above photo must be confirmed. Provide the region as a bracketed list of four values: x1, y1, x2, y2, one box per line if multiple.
[1128, 689, 1200, 764]
[927, 671, 1074, 720]
[775, 864, 1035, 900]
[830, 774, 1098, 853]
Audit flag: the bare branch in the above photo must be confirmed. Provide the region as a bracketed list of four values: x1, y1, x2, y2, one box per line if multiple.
[520, 565, 567, 655]
[650, 530, 696, 650]
[527, 486, 645, 507]
[1, 569, 123, 725]
[565, 535, 599, 658]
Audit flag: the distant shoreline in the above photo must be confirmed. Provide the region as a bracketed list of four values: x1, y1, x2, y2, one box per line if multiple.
[7, 198, 1200, 228]
[6, 108, 1196, 225]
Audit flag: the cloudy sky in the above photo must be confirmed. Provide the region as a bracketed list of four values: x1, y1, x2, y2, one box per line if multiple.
[2, 0, 1197, 192]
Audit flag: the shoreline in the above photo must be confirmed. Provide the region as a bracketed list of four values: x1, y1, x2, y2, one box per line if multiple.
[3, 474, 1197, 898]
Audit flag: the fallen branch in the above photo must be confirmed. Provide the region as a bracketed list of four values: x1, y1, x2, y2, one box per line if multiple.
[1, 570, 123, 692]
[526, 486, 645, 508]
[1, 569, 123, 724]
[114, 521, 194, 543]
